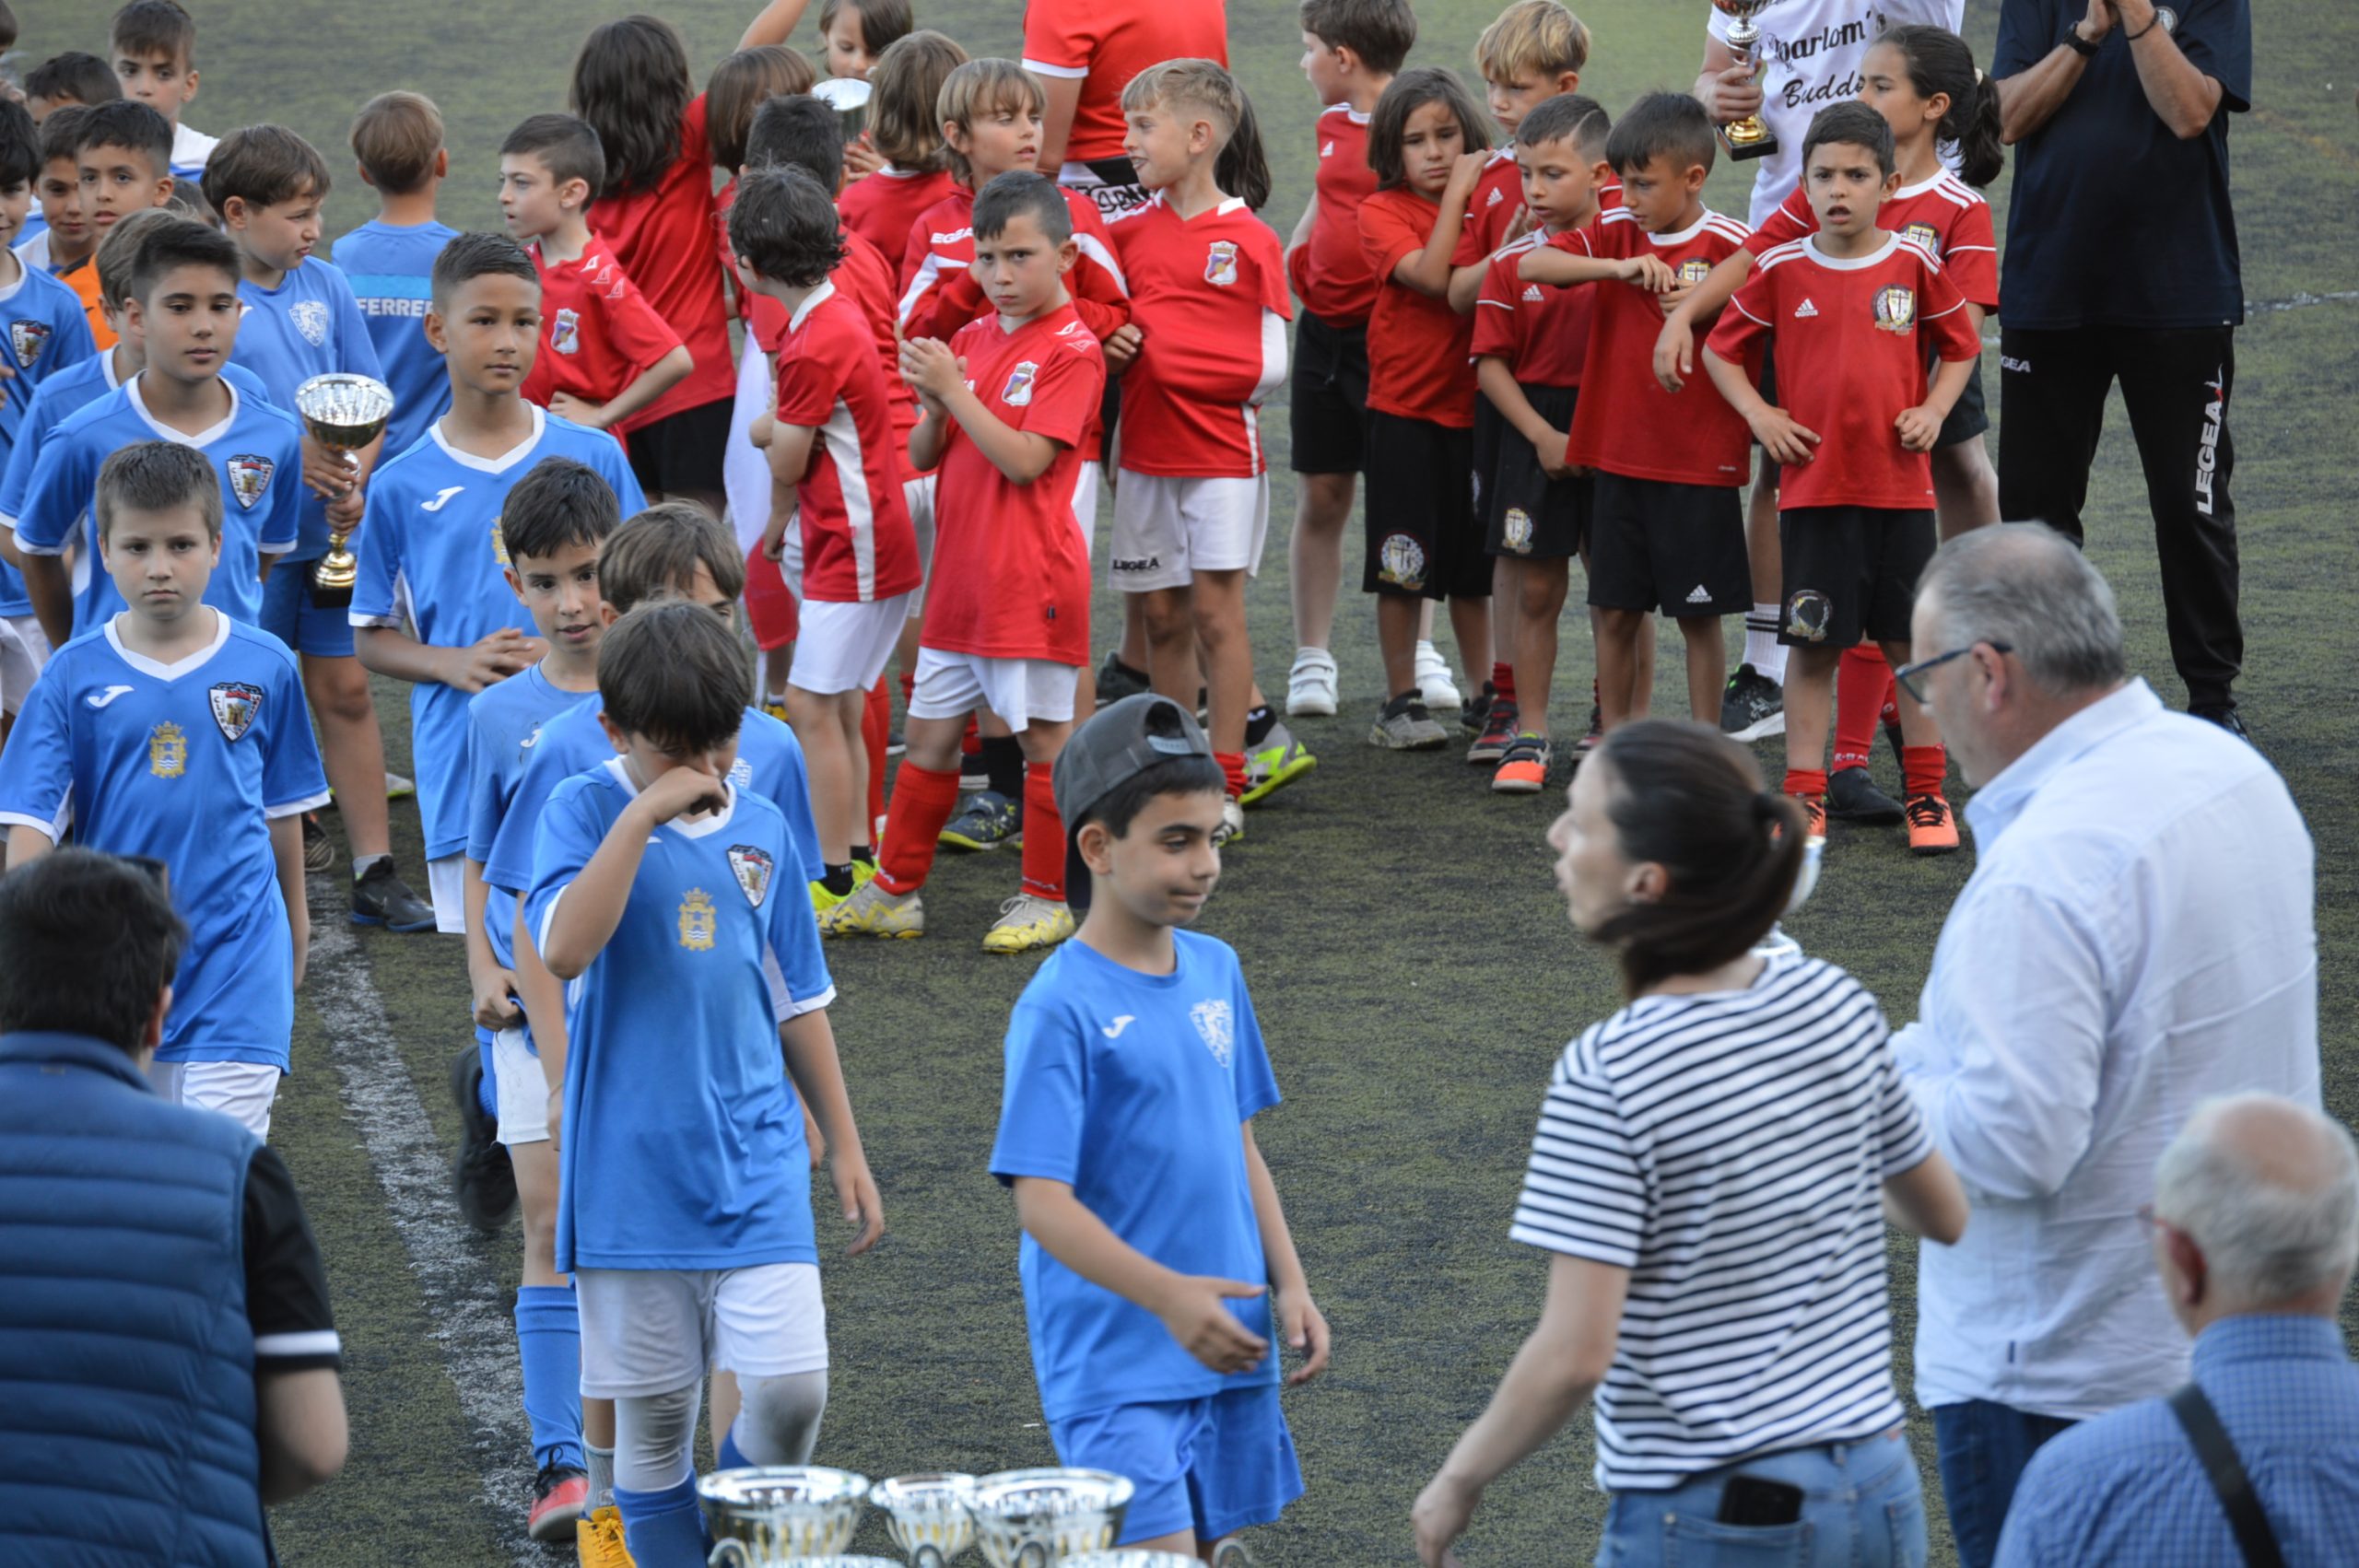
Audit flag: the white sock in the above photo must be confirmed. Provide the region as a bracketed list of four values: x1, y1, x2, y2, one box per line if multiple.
[351, 852, 391, 880]
[585, 1444, 615, 1510]
[1743, 605, 1787, 685]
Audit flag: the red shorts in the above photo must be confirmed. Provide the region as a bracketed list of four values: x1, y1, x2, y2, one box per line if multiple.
[745, 541, 799, 651]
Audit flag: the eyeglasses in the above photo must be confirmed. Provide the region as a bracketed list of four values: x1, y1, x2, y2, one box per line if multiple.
[1893, 640, 2013, 706]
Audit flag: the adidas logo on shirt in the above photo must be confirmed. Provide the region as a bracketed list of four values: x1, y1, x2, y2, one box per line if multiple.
[1522, 284, 1545, 303]
[1686, 585, 1713, 604]
[1794, 298, 1820, 319]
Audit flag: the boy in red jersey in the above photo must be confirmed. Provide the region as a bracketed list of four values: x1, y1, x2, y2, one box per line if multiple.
[1701, 103, 1978, 854]
[830, 173, 1106, 954]
[499, 115, 690, 441]
[1520, 92, 1753, 731]
[1282, 0, 1414, 719]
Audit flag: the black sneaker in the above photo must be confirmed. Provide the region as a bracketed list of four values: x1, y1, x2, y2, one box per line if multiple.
[351, 858, 437, 932]
[1097, 650, 1151, 707]
[1719, 664, 1785, 741]
[1467, 696, 1520, 764]
[939, 790, 1021, 850]
[2191, 704, 2249, 741]
[1826, 765, 1906, 825]
[1460, 681, 1496, 734]
[301, 811, 334, 873]
[449, 1045, 516, 1235]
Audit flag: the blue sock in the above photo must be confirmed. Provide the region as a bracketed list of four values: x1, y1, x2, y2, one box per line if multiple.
[513, 1286, 583, 1472]
[477, 1038, 499, 1118]
[614, 1478, 707, 1567]
[716, 1427, 747, 1471]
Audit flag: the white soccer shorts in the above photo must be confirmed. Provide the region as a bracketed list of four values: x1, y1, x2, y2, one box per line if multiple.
[576, 1263, 827, 1397]
[1109, 472, 1269, 592]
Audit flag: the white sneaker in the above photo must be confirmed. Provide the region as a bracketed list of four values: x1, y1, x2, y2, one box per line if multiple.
[1414, 641, 1461, 709]
[981, 894, 1074, 954]
[1219, 795, 1246, 845]
[1286, 647, 1338, 717]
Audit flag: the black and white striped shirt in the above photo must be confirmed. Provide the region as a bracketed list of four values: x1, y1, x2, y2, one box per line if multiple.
[1511, 955, 1931, 1491]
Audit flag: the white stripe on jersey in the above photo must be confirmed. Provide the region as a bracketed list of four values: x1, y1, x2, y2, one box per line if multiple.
[1246, 307, 1289, 473]
[820, 396, 878, 601]
[898, 252, 949, 328]
[1074, 231, 1129, 296]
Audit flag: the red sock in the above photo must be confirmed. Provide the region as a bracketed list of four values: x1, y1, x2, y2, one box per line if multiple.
[1020, 761, 1065, 902]
[1492, 661, 1516, 704]
[1215, 750, 1247, 800]
[1784, 766, 1829, 800]
[960, 713, 980, 758]
[862, 677, 890, 827]
[1832, 644, 1889, 772]
[1902, 744, 1948, 800]
[874, 762, 959, 895]
[899, 669, 915, 706]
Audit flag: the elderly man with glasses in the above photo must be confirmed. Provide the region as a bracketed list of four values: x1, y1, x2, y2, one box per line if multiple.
[1884, 522, 2318, 1568]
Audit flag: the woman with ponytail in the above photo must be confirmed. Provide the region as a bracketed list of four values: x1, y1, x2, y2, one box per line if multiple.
[1413, 720, 1967, 1568]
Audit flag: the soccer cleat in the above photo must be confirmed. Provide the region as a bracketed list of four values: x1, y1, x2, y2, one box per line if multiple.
[448, 1045, 515, 1235]
[1492, 734, 1552, 794]
[351, 858, 437, 932]
[982, 894, 1074, 954]
[760, 696, 790, 725]
[821, 879, 924, 938]
[1241, 722, 1317, 805]
[1369, 693, 1449, 751]
[886, 727, 906, 757]
[1790, 791, 1829, 843]
[1413, 640, 1461, 709]
[1467, 696, 1520, 763]
[1826, 765, 1905, 825]
[1905, 794, 1960, 855]
[939, 790, 1021, 850]
[1219, 795, 1246, 846]
[301, 811, 334, 872]
[384, 771, 416, 800]
[528, 1465, 588, 1543]
[2192, 704, 2250, 741]
[807, 860, 876, 916]
[1096, 650, 1152, 707]
[1285, 648, 1338, 717]
[577, 1504, 636, 1568]
[1719, 663, 1786, 742]
[1459, 681, 1495, 734]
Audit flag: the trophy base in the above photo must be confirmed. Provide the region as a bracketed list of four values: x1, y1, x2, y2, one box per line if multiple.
[308, 562, 358, 610]
[1719, 127, 1779, 163]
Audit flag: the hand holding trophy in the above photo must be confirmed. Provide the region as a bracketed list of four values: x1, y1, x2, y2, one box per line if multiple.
[1711, 0, 1781, 162]
[293, 372, 394, 608]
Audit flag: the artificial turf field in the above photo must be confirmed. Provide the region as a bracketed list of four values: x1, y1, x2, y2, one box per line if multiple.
[18, 0, 2358, 1561]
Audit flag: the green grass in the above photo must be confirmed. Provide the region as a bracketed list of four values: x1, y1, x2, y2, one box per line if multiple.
[19, 1, 2355, 1562]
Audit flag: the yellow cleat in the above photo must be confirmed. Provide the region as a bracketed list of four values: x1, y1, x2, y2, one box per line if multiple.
[577, 1504, 636, 1568]
[981, 894, 1074, 954]
[807, 860, 877, 916]
[820, 878, 924, 938]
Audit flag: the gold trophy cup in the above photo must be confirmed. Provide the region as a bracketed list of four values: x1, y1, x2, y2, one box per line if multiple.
[1710, 0, 1780, 162]
[293, 372, 394, 608]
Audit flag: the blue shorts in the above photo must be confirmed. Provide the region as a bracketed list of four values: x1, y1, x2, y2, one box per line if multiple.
[1050, 1385, 1302, 1545]
[259, 556, 355, 658]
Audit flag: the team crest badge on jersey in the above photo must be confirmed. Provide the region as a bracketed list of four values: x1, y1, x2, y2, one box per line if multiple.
[677, 887, 718, 951]
[8, 319, 49, 368]
[208, 681, 264, 742]
[148, 720, 188, 778]
[1678, 259, 1713, 287]
[1904, 222, 1940, 253]
[1784, 590, 1832, 643]
[551, 308, 581, 357]
[1377, 532, 1427, 591]
[1190, 998, 1234, 1067]
[226, 455, 274, 510]
[490, 520, 511, 566]
[290, 300, 330, 347]
[726, 845, 774, 908]
[1503, 508, 1533, 554]
[1873, 286, 1917, 333]
[1001, 361, 1039, 407]
[1204, 240, 1239, 287]
[728, 757, 754, 790]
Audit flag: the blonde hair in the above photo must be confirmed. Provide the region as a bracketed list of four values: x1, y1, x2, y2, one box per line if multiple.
[869, 29, 968, 172]
[1475, 0, 1591, 84]
[936, 59, 1044, 185]
[1120, 59, 1272, 211]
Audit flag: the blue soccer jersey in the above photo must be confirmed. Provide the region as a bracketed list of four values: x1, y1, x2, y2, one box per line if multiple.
[231, 258, 386, 560]
[333, 219, 461, 458]
[11, 377, 302, 633]
[464, 660, 594, 1047]
[991, 930, 1283, 1422]
[525, 760, 834, 1271]
[0, 613, 329, 1067]
[0, 262, 99, 616]
[350, 406, 643, 862]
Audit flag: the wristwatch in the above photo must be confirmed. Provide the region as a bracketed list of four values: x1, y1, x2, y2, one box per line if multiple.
[2062, 21, 2102, 55]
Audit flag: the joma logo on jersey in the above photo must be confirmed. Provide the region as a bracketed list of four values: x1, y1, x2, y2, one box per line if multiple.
[1204, 240, 1239, 287]
[2195, 369, 2226, 516]
[226, 455, 274, 510]
[289, 299, 330, 347]
[8, 319, 50, 368]
[149, 721, 188, 778]
[677, 887, 718, 951]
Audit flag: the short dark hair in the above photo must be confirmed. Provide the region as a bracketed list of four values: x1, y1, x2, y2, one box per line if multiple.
[500, 457, 624, 564]
[0, 849, 187, 1054]
[706, 45, 818, 172]
[819, 0, 913, 53]
[0, 99, 38, 188]
[867, 30, 967, 172]
[71, 98, 172, 179]
[201, 123, 331, 217]
[429, 229, 538, 310]
[109, 0, 196, 67]
[1081, 755, 1227, 841]
[350, 90, 444, 196]
[1298, 0, 1417, 76]
[1801, 100, 1896, 179]
[972, 169, 1070, 246]
[167, 176, 214, 224]
[40, 105, 90, 168]
[745, 93, 842, 187]
[599, 602, 749, 753]
[728, 164, 846, 289]
[501, 113, 604, 203]
[25, 52, 122, 109]
[598, 503, 746, 614]
[1516, 92, 1609, 159]
[96, 439, 221, 543]
[1367, 67, 1491, 191]
[127, 216, 239, 307]
[1604, 91, 1716, 179]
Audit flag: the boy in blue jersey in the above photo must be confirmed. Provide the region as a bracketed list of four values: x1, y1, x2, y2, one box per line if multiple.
[991, 693, 1330, 1557]
[108, 0, 218, 181]
[337, 92, 459, 458]
[0, 441, 326, 1135]
[352, 230, 644, 936]
[528, 601, 883, 1568]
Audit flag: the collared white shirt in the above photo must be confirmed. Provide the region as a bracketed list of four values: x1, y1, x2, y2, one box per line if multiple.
[1894, 680, 2318, 1420]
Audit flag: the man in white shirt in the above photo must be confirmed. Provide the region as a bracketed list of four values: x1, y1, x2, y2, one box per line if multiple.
[1891, 522, 2318, 1568]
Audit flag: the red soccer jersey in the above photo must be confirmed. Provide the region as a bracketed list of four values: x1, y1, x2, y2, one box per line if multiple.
[586, 94, 735, 429]
[751, 228, 921, 468]
[922, 304, 1106, 665]
[1286, 105, 1379, 327]
[1019, 0, 1231, 165]
[1460, 148, 1524, 261]
[1708, 234, 1979, 510]
[1357, 187, 1478, 428]
[838, 165, 957, 263]
[895, 184, 1132, 346]
[1472, 229, 1593, 388]
[1743, 170, 1999, 311]
[1106, 194, 1291, 479]
[1557, 206, 1755, 486]
[769, 286, 923, 603]
[519, 238, 686, 418]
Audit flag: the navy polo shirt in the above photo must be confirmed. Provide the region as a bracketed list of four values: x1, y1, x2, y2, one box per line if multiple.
[1992, 0, 2251, 330]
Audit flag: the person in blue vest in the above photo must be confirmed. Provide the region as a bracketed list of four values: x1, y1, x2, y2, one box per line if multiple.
[0, 848, 348, 1566]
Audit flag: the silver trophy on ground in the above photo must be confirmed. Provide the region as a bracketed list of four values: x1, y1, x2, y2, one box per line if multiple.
[700, 1466, 873, 1566]
[968, 1469, 1136, 1568]
[292, 372, 394, 608]
[874, 1472, 980, 1566]
[1064, 1554, 1214, 1568]
[1708, 0, 1780, 162]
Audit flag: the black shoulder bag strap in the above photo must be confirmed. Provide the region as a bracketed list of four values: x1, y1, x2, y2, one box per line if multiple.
[2166, 1381, 2288, 1568]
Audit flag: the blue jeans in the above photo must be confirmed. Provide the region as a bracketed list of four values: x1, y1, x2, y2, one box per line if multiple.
[1929, 1402, 2075, 1568]
[1596, 1429, 1927, 1567]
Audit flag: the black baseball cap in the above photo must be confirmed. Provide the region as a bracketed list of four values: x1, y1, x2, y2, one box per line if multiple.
[1052, 693, 1215, 911]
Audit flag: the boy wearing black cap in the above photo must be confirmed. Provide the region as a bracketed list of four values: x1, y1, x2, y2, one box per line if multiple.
[987, 694, 1330, 1557]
